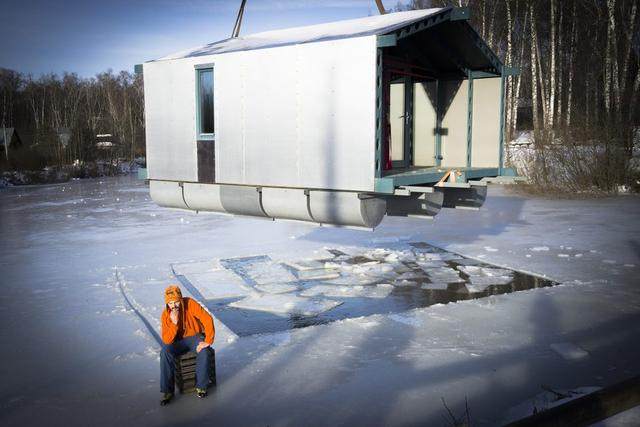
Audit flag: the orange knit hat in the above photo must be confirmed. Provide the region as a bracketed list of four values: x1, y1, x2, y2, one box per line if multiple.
[164, 285, 183, 305]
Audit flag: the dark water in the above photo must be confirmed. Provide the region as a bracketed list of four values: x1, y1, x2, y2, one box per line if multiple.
[176, 243, 556, 337]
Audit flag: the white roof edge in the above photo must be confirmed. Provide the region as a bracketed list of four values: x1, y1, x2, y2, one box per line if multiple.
[154, 8, 446, 62]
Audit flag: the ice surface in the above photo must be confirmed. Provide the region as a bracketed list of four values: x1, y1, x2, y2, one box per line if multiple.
[172, 259, 222, 275]
[550, 342, 590, 360]
[3, 176, 639, 427]
[242, 261, 297, 285]
[185, 270, 252, 300]
[300, 284, 394, 299]
[294, 269, 340, 281]
[228, 293, 342, 316]
[254, 283, 299, 294]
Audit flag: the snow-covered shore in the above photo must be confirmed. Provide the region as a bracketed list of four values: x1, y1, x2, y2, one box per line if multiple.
[1, 175, 638, 426]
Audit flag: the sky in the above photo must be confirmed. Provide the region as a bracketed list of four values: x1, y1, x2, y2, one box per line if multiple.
[0, 0, 412, 78]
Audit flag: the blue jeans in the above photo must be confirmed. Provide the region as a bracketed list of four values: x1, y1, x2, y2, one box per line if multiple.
[160, 334, 211, 393]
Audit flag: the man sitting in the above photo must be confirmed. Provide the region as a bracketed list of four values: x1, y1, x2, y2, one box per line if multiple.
[160, 285, 215, 406]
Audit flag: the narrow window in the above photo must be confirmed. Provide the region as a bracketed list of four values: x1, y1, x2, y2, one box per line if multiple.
[197, 68, 214, 139]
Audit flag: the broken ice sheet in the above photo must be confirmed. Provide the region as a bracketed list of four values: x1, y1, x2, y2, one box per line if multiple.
[324, 274, 378, 286]
[457, 265, 514, 278]
[254, 283, 299, 294]
[228, 294, 342, 316]
[172, 259, 222, 276]
[420, 252, 463, 262]
[425, 267, 465, 283]
[415, 260, 449, 269]
[294, 269, 340, 281]
[468, 275, 513, 286]
[300, 284, 393, 299]
[243, 261, 296, 285]
[284, 259, 327, 271]
[186, 270, 252, 299]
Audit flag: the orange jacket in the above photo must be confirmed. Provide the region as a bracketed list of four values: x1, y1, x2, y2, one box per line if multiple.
[161, 297, 215, 345]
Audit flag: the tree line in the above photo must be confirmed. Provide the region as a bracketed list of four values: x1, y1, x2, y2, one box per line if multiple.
[0, 69, 144, 171]
[400, 0, 639, 191]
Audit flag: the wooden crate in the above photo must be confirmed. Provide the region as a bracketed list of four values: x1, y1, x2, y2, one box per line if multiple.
[175, 348, 216, 394]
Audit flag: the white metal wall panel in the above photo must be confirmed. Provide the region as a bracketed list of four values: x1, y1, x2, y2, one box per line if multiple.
[471, 77, 501, 167]
[413, 82, 437, 167]
[145, 36, 377, 191]
[144, 60, 198, 182]
[390, 82, 405, 161]
[214, 36, 377, 192]
[441, 82, 468, 167]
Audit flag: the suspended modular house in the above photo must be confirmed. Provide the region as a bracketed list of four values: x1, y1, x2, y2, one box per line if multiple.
[141, 7, 514, 228]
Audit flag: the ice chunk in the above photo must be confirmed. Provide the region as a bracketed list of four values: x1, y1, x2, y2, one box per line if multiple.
[300, 283, 393, 299]
[463, 283, 491, 293]
[187, 270, 252, 299]
[421, 252, 463, 261]
[421, 282, 449, 290]
[393, 279, 417, 287]
[484, 246, 499, 252]
[550, 342, 589, 360]
[416, 260, 449, 269]
[468, 275, 513, 286]
[172, 259, 222, 276]
[254, 283, 299, 294]
[324, 274, 378, 286]
[243, 261, 297, 284]
[396, 271, 427, 280]
[284, 259, 327, 271]
[458, 265, 514, 278]
[294, 269, 340, 281]
[229, 294, 342, 316]
[425, 267, 465, 283]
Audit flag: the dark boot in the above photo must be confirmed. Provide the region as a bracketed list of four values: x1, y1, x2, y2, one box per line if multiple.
[160, 392, 174, 406]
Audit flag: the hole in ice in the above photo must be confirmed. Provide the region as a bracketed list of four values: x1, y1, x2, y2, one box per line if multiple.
[172, 242, 557, 336]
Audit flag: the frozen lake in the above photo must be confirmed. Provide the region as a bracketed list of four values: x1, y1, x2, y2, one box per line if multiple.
[1, 175, 639, 426]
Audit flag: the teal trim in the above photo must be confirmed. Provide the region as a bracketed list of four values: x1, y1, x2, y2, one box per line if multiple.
[395, 7, 453, 40]
[501, 167, 517, 177]
[469, 70, 500, 78]
[450, 7, 470, 21]
[498, 71, 506, 175]
[466, 70, 474, 168]
[134, 64, 143, 74]
[380, 166, 500, 188]
[375, 48, 383, 178]
[435, 80, 442, 166]
[137, 168, 147, 180]
[374, 178, 395, 194]
[502, 66, 520, 76]
[376, 34, 397, 47]
[195, 67, 215, 141]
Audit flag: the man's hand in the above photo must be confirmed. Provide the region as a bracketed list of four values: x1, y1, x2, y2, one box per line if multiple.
[196, 341, 209, 353]
[169, 309, 179, 325]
